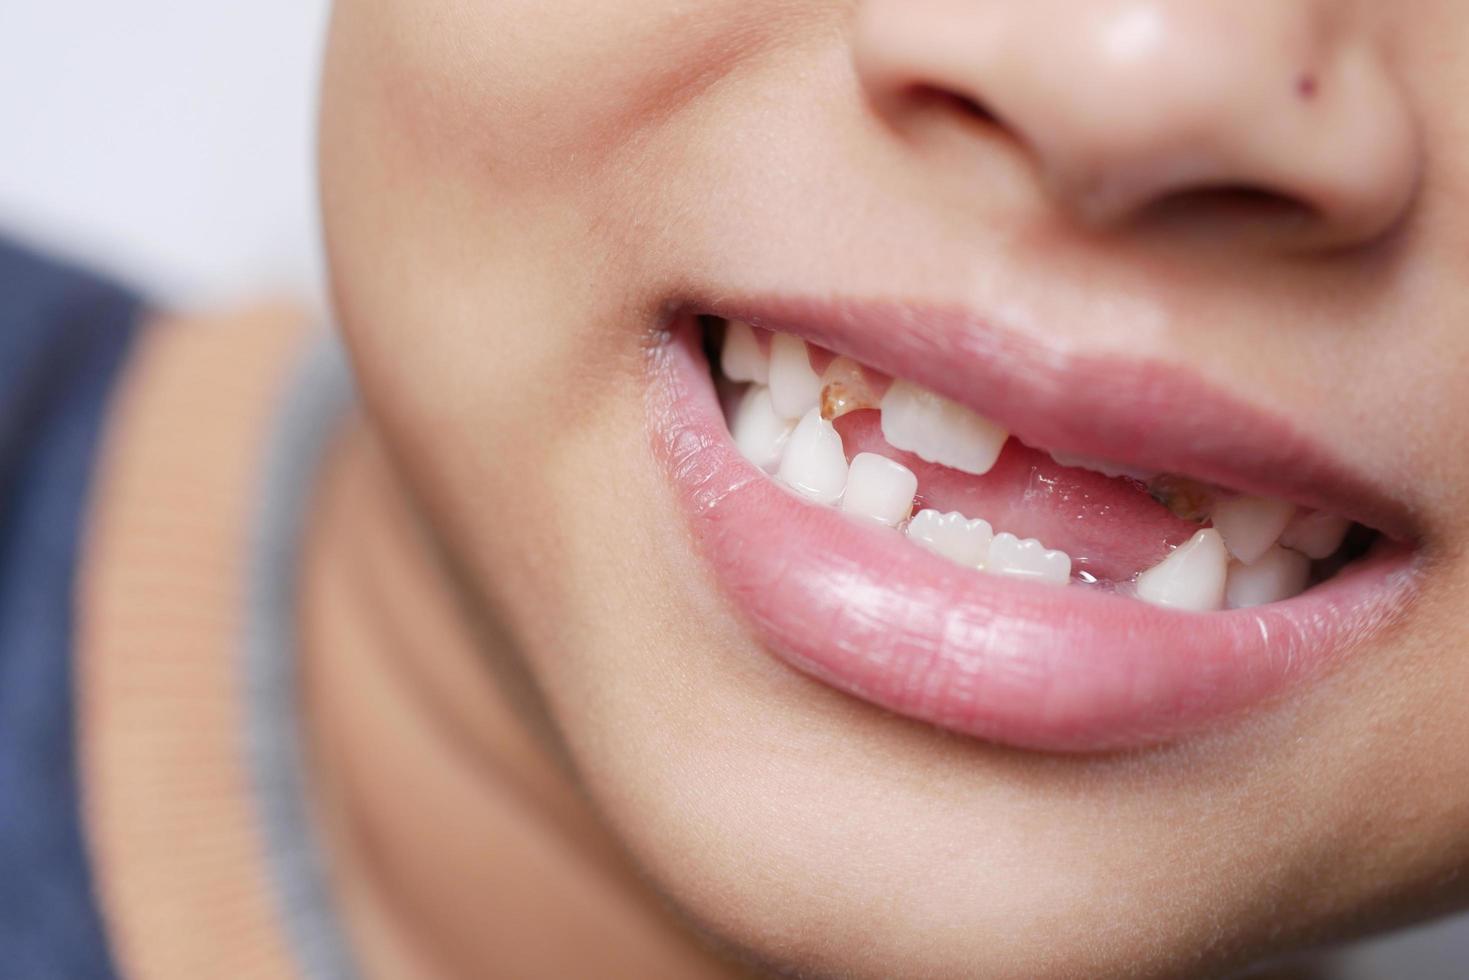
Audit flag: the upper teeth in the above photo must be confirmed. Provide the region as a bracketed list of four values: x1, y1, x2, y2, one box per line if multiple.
[1047, 450, 1156, 483]
[721, 320, 769, 385]
[1279, 509, 1352, 560]
[880, 378, 1009, 476]
[819, 356, 880, 420]
[1212, 495, 1297, 565]
[768, 333, 825, 419]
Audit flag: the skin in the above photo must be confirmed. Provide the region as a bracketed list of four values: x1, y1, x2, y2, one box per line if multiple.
[313, 1, 1469, 976]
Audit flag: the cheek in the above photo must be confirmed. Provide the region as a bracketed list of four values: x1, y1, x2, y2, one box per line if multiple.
[318, 0, 851, 559]
[319, 0, 777, 647]
[332, 0, 805, 189]
[321, 0, 754, 410]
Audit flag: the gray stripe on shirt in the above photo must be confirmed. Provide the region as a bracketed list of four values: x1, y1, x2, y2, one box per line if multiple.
[242, 333, 359, 980]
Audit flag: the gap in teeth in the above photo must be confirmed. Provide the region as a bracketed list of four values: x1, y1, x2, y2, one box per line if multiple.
[715, 319, 1366, 610]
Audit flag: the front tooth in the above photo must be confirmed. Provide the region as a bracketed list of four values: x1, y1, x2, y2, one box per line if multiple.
[776, 409, 849, 505]
[905, 509, 993, 567]
[732, 386, 795, 472]
[768, 334, 824, 419]
[1279, 510, 1352, 560]
[1225, 546, 1311, 609]
[880, 379, 1008, 476]
[1211, 496, 1296, 565]
[841, 453, 917, 527]
[820, 356, 881, 420]
[1135, 528, 1229, 611]
[987, 532, 1072, 585]
[721, 320, 768, 384]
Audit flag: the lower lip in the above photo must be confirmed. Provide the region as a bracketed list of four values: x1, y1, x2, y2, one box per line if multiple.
[648, 323, 1420, 752]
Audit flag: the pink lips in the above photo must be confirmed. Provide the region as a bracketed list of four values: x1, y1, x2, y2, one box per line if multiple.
[648, 304, 1421, 752]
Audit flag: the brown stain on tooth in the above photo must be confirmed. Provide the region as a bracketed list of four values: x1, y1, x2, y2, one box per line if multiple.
[1148, 475, 1218, 523]
[820, 382, 871, 420]
[820, 356, 879, 420]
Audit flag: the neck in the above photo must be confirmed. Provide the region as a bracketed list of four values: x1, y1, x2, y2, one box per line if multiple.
[299, 417, 746, 978]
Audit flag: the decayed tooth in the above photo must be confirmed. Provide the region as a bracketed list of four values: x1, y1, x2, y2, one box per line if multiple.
[732, 386, 795, 472]
[1135, 528, 1229, 612]
[768, 334, 824, 419]
[880, 379, 1008, 476]
[820, 356, 880, 421]
[721, 320, 768, 384]
[1225, 546, 1312, 609]
[1279, 509, 1352, 560]
[1147, 475, 1217, 522]
[1211, 496, 1296, 565]
[776, 409, 849, 505]
[987, 533, 1072, 586]
[905, 509, 993, 568]
[841, 453, 917, 527]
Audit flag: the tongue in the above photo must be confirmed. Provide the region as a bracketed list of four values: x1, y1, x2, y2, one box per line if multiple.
[834, 411, 1201, 583]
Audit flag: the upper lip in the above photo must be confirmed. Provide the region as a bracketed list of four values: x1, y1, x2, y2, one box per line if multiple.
[692, 295, 1418, 544]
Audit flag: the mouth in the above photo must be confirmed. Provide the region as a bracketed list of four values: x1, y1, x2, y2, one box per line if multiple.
[646, 299, 1422, 752]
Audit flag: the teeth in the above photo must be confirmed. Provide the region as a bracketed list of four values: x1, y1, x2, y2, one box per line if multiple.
[880, 379, 1009, 476]
[776, 409, 849, 505]
[1211, 496, 1296, 565]
[1280, 510, 1352, 560]
[987, 532, 1072, 585]
[1147, 474, 1218, 522]
[841, 453, 918, 527]
[1048, 451, 1155, 483]
[721, 320, 768, 385]
[731, 386, 795, 472]
[724, 331, 1362, 607]
[905, 509, 994, 568]
[1135, 529, 1229, 611]
[820, 356, 880, 420]
[1225, 546, 1312, 609]
[768, 334, 824, 419]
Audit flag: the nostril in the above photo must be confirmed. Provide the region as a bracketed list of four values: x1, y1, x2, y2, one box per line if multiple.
[910, 84, 1004, 131]
[1138, 182, 1322, 235]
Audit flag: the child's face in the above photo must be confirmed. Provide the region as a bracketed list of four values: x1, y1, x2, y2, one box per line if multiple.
[321, 2, 1469, 974]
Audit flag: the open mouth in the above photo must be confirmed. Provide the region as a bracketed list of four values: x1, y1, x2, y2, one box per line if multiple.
[712, 317, 1378, 609]
[647, 300, 1422, 752]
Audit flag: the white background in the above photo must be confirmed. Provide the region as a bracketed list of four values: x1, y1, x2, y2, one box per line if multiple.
[0, 0, 330, 308]
[0, 4, 1466, 976]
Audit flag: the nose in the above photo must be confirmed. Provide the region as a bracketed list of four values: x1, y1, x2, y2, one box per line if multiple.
[854, 0, 1419, 248]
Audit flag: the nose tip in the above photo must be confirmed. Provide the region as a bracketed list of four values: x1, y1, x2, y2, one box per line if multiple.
[855, 0, 1420, 248]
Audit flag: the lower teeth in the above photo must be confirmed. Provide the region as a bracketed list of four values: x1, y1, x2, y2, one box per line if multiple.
[714, 320, 1365, 612]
